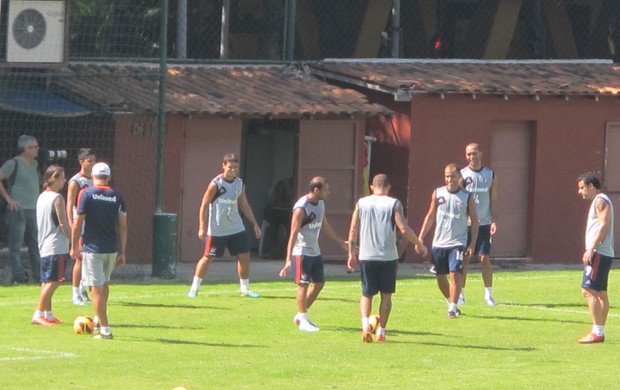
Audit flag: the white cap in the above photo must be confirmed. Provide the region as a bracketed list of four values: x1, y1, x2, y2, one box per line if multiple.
[92, 162, 110, 176]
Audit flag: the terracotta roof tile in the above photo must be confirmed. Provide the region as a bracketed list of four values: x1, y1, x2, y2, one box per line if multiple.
[52, 63, 391, 116]
[311, 59, 620, 97]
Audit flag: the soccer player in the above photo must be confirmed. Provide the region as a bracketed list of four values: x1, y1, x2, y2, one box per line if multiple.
[278, 177, 347, 332]
[347, 174, 427, 342]
[32, 166, 71, 326]
[577, 172, 614, 344]
[66, 148, 96, 305]
[71, 162, 127, 340]
[419, 164, 478, 319]
[188, 153, 262, 298]
[460, 143, 498, 306]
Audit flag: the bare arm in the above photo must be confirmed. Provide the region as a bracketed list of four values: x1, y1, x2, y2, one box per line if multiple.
[66, 180, 79, 227]
[197, 182, 217, 240]
[583, 197, 612, 265]
[418, 190, 438, 244]
[490, 174, 498, 235]
[116, 212, 127, 266]
[321, 214, 347, 252]
[467, 194, 479, 256]
[346, 205, 360, 270]
[0, 161, 19, 211]
[394, 202, 427, 257]
[53, 195, 71, 239]
[70, 215, 85, 259]
[238, 187, 261, 239]
[279, 207, 304, 277]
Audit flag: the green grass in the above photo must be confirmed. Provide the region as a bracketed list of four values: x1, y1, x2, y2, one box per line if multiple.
[0, 269, 617, 389]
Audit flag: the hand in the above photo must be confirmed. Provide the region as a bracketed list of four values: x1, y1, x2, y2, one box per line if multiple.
[116, 253, 126, 267]
[7, 198, 20, 211]
[582, 248, 594, 266]
[279, 261, 291, 278]
[415, 243, 428, 257]
[198, 228, 206, 240]
[347, 253, 358, 272]
[465, 246, 475, 257]
[253, 224, 262, 239]
[490, 222, 497, 236]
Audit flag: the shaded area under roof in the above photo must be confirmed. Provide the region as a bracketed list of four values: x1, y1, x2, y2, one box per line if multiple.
[0, 87, 91, 117]
[311, 59, 620, 97]
[50, 63, 392, 117]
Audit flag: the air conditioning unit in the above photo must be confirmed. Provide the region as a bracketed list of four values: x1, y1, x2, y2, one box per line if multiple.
[7, 0, 66, 63]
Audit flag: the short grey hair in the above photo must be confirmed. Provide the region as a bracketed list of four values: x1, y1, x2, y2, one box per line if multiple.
[17, 135, 36, 151]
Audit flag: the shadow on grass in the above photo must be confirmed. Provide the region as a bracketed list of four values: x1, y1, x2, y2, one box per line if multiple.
[506, 302, 620, 310]
[117, 301, 229, 310]
[123, 336, 266, 348]
[114, 323, 207, 330]
[466, 313, 587, 324]
[414, 341, 538, 352]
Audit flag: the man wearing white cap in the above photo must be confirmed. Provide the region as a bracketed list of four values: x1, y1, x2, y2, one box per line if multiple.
[70, 162, 127, 340]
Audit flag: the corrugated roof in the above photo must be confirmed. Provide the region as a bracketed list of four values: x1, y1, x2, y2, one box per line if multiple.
[311, 59, 620, 97]
[51, 63, 391, 116]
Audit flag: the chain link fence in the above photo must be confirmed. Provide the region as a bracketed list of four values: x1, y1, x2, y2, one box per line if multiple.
[63, 0, 620, 61]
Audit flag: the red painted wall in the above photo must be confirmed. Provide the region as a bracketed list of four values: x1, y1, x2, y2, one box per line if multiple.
[400, 93, 620, 263]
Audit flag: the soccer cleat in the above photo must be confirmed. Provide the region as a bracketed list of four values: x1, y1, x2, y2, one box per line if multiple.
[298, 320, 320, 332]
[93, 333, 113, 340]
[187, 289, 198, 298]
[375, 334, 386, 342]
[240, 290, 260, 298]
[72, 296, 89, 306]
[47, 317, 64, 324]
[31, 317, 54, 326]
[81, 289, 91, 302]
[485, 297, 497, 306]
[362, 326, 373, 343]
[455, 308, 462, 317]
[448, 311, 458, 319]
[458, 293, 465, 305]
[578, 333, 605, 344]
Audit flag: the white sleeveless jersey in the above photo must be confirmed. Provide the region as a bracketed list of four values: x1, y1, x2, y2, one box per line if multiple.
[461, 166, 494, 225]
[357, 194, 399, 261]
[69, 173, 93, 219]
[433, 186, 471, 248]
[586, 193, 614, 257]
[36, 191, 70, 256]
[208, 175, 245, 236]
[291, 196, 325, 256]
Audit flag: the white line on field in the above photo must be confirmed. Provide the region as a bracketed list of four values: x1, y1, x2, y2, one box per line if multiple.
[0, 346, 78, 361]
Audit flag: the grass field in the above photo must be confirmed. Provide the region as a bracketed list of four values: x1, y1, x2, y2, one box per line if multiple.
[0, 268, 617, 389]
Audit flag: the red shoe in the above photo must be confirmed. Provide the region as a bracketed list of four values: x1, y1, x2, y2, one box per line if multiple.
[47, 317, 64, 324]
[31, 317, 54, 326]
[376, 334, 386, 342]
[578, 333, 605, 344]
[362, 327, 373, 343]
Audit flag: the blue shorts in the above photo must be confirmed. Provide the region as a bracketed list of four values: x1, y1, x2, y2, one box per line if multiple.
[582, 252, 613, 291]
[360, 259, 398, 297]
[204, 231, 250, 257]
[40, 254, 67, 283]
[467, 225, 492, 255]
[293, 254, 325, 285]
[431, 246, 465, 275]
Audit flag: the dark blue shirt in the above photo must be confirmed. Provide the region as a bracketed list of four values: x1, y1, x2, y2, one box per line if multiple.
[77, 185, 126, 253]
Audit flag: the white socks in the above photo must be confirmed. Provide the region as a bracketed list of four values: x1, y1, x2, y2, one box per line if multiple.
[592, 325, 604, 336]
[240, 279, 250, 293]
[191, 276, 203, 292]
[485, 287, 493, 299]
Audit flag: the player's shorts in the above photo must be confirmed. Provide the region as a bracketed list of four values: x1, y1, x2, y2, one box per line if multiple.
[203, 231, 250, 258]
[431, 246, 465, 275]
[467, 225, 492, 255]
[292, 254, 325, 285]
[581, 251, 613, 292]
[40, 254, 67, 283]
[360, 259, 398, 297]
[82, 252, 117, 287]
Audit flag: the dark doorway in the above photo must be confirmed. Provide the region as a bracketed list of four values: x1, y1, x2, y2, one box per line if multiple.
[242, 119, 298, 258]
